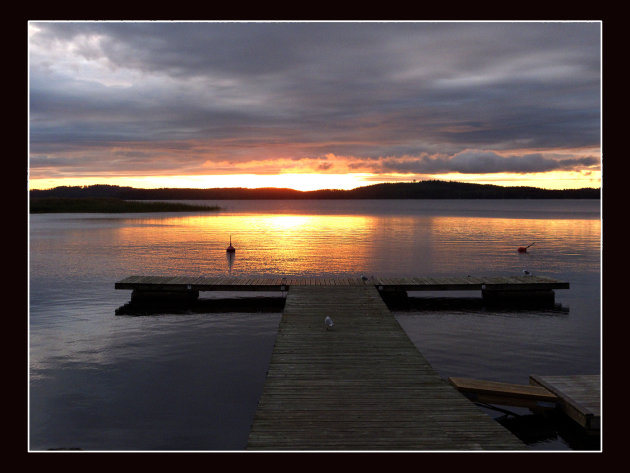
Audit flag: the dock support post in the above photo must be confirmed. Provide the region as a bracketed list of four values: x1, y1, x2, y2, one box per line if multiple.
[482, 287, 555, 305]
[131, 289, 199, 303]
[377, 288, 409, 308]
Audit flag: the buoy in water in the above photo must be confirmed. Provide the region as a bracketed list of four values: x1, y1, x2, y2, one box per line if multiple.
[518, 242, 535, 253]
[226, 235, 235, 253]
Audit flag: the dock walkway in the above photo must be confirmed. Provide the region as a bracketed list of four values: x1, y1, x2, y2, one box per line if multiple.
[246, 285, 525, 450]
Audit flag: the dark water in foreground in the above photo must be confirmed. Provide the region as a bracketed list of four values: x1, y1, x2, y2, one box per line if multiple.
[29, 199, 601, 451]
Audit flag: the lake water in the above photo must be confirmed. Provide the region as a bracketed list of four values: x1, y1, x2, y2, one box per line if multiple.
[28, 199, 601, 451]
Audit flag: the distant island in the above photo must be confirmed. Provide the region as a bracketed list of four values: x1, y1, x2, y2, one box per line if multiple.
[30, 180, 600, 202]
[29, 197, 221, 214]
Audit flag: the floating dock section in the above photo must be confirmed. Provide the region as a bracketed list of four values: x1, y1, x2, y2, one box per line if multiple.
[115, 274, 569, 304]
[530, 375, 600, 433]
[448, 375, 601, 435]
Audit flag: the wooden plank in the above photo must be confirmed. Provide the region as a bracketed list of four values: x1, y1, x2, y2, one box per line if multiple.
[449, 378, 557, 401]
[121, 275, 144, 284]
[135, 276, 159, 284]
[187, 276, 206, 286]
[412, 277, 436, 287]
[448, 377, 558, 409]
[166, 276, 191, 285]
[114, 275, 143, 288]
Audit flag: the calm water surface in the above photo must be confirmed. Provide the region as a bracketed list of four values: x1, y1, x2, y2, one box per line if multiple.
[29, 200, 601, 451]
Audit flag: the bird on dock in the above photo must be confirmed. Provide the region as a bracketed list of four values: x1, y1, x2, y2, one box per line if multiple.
[523, 270, 532, 276]
[324, 316, 334, 331]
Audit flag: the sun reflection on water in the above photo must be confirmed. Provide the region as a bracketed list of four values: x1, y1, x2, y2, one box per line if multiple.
[102, 210, 600, 279]
[111, 213, 380, 277]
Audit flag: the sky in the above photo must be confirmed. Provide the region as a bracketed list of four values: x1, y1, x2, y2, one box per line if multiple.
[28, 21, 602, 191]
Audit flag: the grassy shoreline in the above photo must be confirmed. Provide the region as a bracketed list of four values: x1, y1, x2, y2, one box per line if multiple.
[30, 197, 221, 213]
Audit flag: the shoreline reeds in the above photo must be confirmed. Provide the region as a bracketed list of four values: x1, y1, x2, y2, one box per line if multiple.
[29, 197, 221, 213]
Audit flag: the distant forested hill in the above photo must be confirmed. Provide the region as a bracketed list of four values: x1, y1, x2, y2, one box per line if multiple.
[29, 180, 600, 200]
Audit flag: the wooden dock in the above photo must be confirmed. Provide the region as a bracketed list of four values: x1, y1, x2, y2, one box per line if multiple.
[530, 375, 600, 433]
[115, 274, 569, 299]
[113, 274, 572, 450]
[245, 285, 525, 450]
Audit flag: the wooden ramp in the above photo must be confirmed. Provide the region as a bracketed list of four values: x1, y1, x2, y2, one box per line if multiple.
[530, 375, 600, 433]
[448, 377, 558, 410]
[246, 285, 525, 450]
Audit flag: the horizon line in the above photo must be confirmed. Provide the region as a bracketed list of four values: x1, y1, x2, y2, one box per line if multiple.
[29, 179, 602, 193]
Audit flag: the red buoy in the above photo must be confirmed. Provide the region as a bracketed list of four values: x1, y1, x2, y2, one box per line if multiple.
[518, 242, 534, 253]
[226, 235, 235, 253]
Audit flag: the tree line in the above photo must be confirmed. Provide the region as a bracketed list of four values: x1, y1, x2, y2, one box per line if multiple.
[29, 180, 601, 200]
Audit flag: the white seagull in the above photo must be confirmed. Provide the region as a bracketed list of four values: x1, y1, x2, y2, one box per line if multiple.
[324, 316, 334, 330]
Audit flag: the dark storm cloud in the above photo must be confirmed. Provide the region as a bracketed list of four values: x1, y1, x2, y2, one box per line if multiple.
[377, 151, 600, 174]
[29, 21, 601, 175]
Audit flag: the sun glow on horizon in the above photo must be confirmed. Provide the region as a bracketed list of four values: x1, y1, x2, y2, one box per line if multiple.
[28, 170, 601, 192]
[28, 173, 382, 192]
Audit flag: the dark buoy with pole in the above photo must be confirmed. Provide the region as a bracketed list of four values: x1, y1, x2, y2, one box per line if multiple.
[226, 235, 236, 253]
[518, 242, 534, 253]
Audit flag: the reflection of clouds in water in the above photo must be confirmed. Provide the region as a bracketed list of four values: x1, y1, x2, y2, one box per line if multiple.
[30, 312, 282, 450]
